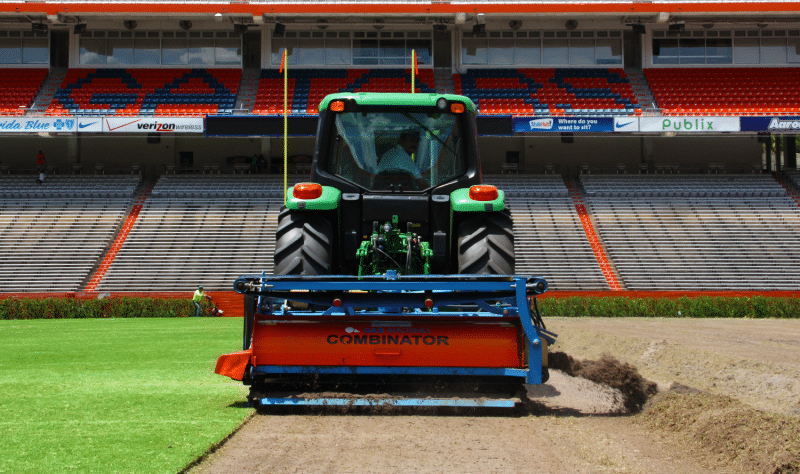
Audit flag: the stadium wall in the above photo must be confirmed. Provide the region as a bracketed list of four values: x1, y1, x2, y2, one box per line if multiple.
[0, 134, 765, 178]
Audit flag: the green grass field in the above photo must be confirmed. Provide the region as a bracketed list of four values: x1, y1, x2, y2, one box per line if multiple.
[0, 318, 251, 474]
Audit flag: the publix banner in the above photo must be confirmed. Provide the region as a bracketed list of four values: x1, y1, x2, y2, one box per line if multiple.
[103, 117, 204, 133]
[513, 116, 639, 133]
[740, 117, 800, 132]
[0, 117, 77, 133]
[640, 116, 740, 133]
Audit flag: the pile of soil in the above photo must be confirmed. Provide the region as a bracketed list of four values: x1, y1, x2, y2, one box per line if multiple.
[639, 390, 800, 474]
[549, 351, 658, 413]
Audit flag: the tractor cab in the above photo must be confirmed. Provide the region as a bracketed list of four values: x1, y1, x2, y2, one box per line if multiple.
[313, 93, 482, 195]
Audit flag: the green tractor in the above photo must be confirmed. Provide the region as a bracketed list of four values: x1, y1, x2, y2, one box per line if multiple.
[276, 92, 514, 277]
[217, 93, 553, 407]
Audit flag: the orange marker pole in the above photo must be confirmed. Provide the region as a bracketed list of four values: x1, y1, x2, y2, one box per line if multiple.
[411, 49, 417, 93]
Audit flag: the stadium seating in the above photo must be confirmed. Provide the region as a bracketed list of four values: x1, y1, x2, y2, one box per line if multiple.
[45, 68, 240, 116]
[784, 170, 800, 190]
[582, 174, 800, 291]
[253, 68, 436, 115]
[646, 67, 800, 116]
[0, 175, 141, 199]
[455, 68, 641, 116]
[0, 68, 48, 116]
[3, 171, 800, 293]
[0, 175, 141, 292]
[484, 174, 609, 290]
[95, 175, 300, 291]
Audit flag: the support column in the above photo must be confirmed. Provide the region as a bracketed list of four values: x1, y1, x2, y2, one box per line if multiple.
[765, 135, 774, 172]
[68, 135, 79, 165]
[786, 135, 797, 169]
[261, 138, 271, 173]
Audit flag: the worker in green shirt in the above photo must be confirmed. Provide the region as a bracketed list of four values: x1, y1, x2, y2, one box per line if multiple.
[192, 285, 204, 317]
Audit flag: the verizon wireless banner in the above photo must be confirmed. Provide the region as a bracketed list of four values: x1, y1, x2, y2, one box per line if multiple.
[103, 117, 204, 133]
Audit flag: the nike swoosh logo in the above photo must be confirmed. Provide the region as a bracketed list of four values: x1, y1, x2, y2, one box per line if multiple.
[79, 121, 98, 129]
[616, 121, 634, 127]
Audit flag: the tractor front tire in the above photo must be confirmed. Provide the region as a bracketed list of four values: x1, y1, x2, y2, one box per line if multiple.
[457, 211, 515, 275]
[274, 207, 333, 275]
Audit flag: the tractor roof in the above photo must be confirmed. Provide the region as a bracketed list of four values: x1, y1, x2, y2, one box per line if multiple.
[318, 92, 477, 114]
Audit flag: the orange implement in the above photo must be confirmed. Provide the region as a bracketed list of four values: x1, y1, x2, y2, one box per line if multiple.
[250, 321, 523, 368]
[215, 349, 252, 381]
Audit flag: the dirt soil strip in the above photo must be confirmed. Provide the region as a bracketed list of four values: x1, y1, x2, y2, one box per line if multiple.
[190, 318, 800, 474]
[550, 317, 800, 416]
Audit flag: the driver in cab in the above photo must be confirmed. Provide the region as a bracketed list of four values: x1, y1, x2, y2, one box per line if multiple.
[377, 129, 427, 189]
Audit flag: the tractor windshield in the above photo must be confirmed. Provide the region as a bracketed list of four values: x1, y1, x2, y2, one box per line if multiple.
[328, 111, 465, 191]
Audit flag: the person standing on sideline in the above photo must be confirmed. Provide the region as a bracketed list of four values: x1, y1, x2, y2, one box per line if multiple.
[36, 150, 46, 172]
[192, 285, 205, 317]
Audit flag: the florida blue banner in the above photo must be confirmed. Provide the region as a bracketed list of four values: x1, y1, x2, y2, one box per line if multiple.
[0, 117, 76, 133]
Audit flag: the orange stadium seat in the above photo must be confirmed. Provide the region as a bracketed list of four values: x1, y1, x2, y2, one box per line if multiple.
[455, 68, 640, 116]
[645, 67, 800, 116]
[252, 68, 436, 115]
[0, 68, 48, 115]
[46, 68, 240, 117]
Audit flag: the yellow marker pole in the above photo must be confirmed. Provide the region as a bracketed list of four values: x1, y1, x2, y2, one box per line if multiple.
[281, 49, 288, 205]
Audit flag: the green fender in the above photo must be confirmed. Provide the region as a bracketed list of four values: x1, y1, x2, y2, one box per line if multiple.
[285, 185, 341, 210]
[450, 187, 505, 212]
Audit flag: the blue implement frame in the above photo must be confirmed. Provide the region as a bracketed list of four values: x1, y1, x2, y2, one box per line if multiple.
[233, 273, 555, 407]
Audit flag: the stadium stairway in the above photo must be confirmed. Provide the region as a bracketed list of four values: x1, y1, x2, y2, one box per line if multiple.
[84, 182, 153, 292]
[234, 68, 260, 114]
[582, 174, 800, 291]
[624, 69, 658, 114]
[566, 181, 623, 290]
[0, 175, 141, 293]
[484, 175, 611, 291]
[434, 67, 455, 94]
[92, 175, 296, 292]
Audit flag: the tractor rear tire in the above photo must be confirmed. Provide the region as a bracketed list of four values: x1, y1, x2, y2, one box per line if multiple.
[274, 207, 333, 275]
[457, 211, 515, 275]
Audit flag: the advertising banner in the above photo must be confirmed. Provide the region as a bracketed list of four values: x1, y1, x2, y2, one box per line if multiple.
[613, 117, 639, 132]
[640, 116, 740, 133]
[512, 116, 639, 133]
[740, 117, 800, 133]
[103, 117, 204, 133]
[77, 117, 103, 133]
[0, 117, 77, 133]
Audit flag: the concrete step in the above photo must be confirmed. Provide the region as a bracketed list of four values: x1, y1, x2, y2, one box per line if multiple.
[234, 68, 261, 114]
[27, 68, 68, 115]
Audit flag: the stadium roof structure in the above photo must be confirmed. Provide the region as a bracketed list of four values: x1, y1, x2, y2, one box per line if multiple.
[3, 1, 800, 17]
[0, 1, 797, 40]
[0, 0, 799, 37]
